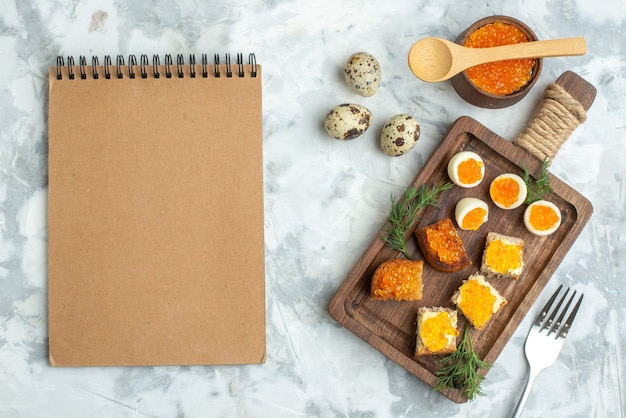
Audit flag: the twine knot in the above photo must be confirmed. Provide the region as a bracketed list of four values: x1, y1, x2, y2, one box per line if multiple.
[513, 83, 587, 162]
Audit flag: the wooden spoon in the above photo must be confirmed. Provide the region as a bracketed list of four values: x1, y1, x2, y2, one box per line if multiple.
[408, 37, 586, 82]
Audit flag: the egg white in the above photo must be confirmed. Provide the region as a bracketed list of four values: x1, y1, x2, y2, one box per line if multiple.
[447, 151, 484, 188]
[489, 173, 527, 209]
[455, 197, 488, 230]
[524, 200, 562, 236]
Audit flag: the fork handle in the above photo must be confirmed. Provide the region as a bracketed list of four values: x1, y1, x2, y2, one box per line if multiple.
[511, 370, 539, 418]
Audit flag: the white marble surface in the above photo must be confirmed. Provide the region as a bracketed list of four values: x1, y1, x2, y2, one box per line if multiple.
[1, 0, 624, 417]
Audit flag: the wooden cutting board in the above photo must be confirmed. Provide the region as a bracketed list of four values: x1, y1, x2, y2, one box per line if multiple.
[328, 72, 596, 403]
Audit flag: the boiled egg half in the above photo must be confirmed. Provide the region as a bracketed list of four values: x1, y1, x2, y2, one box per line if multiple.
[447, 151, 485, 188]
[455, 197, 489, 231]
[489, 173, 527, 209]
[524, 200, 561, 236]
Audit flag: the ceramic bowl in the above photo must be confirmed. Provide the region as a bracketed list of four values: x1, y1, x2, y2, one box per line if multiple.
[450, 15, 543, 109]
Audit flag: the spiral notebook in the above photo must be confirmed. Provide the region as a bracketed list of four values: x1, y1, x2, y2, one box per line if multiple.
[47, 53, 265, 366]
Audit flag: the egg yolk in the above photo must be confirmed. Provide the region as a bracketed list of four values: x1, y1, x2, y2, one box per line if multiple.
[460, 207, 487, 230]
[485, 239, 523, 273]
[528, 204, 560, 231]
[457, 158, 483, 185]
[458, 279, 496, 329]
[420, 312, 459, 352]
[464, 22, 536, 95]
[490, 177, 521, 208]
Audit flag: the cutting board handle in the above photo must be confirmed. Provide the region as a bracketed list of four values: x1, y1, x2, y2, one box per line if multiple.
[514, 71, 596, 162]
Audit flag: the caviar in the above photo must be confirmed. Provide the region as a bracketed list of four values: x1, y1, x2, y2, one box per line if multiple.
[458, 158, 484, 185]
[460, 207, 487, 230]
[371, 259, 423, 300]
[464, 22, 536, 95]
[426, 220, 466, 264]
[490, 177, 521, 208]
[458, 278, 497, 329]
[528, 204, 560, 231]
[420, 312, 459, 352]
[485, 239, 523, 273]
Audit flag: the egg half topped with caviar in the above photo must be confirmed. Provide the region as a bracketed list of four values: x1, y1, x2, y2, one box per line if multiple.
[447, 151, 485, 188]
[455, 197, 489, 231]
[524, 200, 561, 236]
[489, 173, 527, 209]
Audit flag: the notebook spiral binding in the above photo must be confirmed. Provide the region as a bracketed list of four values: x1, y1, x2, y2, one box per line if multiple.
[56, 53, 258, 80]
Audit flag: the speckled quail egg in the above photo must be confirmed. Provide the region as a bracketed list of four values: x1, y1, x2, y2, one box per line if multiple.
[455, 197, 489, 231]
[344, 52, 381, 97]
[447, 151, 485, 188]
[524, 200, 561, 236]
[324, 103, 372, 140]
[489, 173, 528, 209]
[380, 114, 420, 156]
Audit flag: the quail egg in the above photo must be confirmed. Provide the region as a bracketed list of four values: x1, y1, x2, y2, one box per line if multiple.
[324, 103, 372, 140]
[380, 114, 420, 156]
[489, 173, 527, 209]
[344, 52, 381, 97]
[524, 200, 561, 236]
[455, 197, 489, 231]
[447, 151, 485, 188]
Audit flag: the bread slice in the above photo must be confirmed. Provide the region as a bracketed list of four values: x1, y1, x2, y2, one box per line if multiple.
[371, 258, 423, 301]
[415, 217, 472, 272]
[415, 306, 459, 356]
[451, 273, 506, 330]
[481, 232, 525, 280]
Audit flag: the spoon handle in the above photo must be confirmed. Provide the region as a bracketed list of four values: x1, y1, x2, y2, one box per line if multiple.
[469, 37, 587, 65]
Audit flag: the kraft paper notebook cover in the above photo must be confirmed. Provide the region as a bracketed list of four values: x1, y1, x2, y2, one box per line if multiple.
[47, 53, 265, 366]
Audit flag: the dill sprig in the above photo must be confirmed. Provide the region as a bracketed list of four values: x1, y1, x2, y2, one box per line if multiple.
[523, 159, 553, 204]
[434, 325, 491, 401]
[382, 181, 453, 259]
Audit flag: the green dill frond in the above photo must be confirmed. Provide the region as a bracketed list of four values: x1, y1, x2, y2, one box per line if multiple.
[382, 182, 453, 258]
[523, 159, 553, 204]
[434, 325, 491, 401]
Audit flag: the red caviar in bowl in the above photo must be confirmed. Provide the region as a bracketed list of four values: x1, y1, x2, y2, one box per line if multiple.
[464, 22, 536, 95]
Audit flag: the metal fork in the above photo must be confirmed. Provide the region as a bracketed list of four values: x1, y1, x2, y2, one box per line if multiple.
[511, 285, 584, 418]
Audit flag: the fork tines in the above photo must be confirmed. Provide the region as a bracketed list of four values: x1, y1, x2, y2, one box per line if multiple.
[533, 285, 584, 339]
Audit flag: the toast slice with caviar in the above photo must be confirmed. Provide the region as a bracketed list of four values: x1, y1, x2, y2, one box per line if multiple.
[481, 232, 525, 280]
[451, 273, 507, 330]
[415, 306, 459, 356]
[415, 217, 472, 272]
[371, 258, 423, 301]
